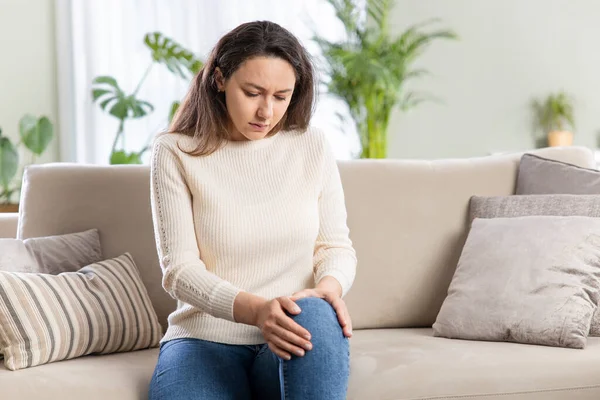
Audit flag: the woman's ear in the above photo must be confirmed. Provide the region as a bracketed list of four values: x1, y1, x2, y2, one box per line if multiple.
[214, 67, 225, 92]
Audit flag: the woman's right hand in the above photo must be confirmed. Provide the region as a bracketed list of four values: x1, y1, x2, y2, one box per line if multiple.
[255, 297, 313, 360]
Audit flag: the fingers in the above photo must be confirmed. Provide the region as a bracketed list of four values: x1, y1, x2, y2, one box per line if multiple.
[289, 289, 314, 302]
[278, 296, 302, 315]
[342, 308, 353, 338]
[271, 323, 312, 351]
[268, 342, 292, 361]
[277, 313, 312, 341]
[269, 334, 307, 359]
[324, 294, 353, 338]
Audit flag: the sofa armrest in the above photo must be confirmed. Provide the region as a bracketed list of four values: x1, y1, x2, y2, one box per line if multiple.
[0, 213, 18, 238]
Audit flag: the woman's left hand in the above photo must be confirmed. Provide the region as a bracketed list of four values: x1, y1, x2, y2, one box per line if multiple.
[290, 288, 353, 338]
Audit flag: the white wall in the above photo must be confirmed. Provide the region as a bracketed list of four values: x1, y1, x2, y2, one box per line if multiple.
[387, 0, 600, 159]
[0, 0, 59, 165]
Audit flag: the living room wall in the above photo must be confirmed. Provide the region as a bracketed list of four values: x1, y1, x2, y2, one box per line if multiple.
[0, 0, 60, 163]
[2, 0, 598, 162]
[387, 0, 600, 159]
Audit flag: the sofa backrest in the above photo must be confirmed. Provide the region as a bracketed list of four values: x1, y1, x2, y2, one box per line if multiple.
[0, 213, 18, 238]
[17, 146, 595, 332]
[341, 145, 595, 329]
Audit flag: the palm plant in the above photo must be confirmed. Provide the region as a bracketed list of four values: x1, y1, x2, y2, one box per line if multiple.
[314, 0, 457, 158]
[532, 91, 575, 133]
[92, 32, 203, 164]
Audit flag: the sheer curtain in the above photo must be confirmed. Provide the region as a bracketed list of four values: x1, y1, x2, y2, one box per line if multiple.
[55, 0, 362, 164]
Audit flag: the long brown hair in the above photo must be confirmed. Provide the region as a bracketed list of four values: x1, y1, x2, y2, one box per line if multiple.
[167, 20, 317, 156]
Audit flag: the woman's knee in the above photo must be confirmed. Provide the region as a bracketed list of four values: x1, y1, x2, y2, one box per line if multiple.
[291, 297, 346, 343]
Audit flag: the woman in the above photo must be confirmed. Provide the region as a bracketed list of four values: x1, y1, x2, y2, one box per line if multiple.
[149, 20, 357, 400]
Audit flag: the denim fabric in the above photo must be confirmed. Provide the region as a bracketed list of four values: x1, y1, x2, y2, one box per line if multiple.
[149, 297, 349, 399]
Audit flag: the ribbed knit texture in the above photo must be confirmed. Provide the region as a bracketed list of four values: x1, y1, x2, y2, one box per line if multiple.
[150, 127, 357, 345]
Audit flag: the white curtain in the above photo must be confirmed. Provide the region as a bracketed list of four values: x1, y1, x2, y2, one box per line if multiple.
[55, 0, 362, 164]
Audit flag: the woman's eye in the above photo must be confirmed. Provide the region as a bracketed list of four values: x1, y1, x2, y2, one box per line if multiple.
[245, 92, 259, 97]
[275, 96, 286, 101]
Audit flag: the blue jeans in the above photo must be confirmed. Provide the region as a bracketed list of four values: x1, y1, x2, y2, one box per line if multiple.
[148, 297, 350, 400]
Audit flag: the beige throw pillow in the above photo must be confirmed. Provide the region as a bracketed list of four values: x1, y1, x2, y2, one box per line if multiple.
[0, 253, 162, 371]
[469, 194, 600, 336]
[433, 216, 600, 349]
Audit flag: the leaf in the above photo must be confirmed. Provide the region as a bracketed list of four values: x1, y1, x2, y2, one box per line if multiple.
[110, 150, 143, 165]
[19, 115, 54, 156]
[367, 0, 394, 35]
[169, 101, 180, 123]
[0, 135, 18, 189]
[144, 32, 203, 78]
[91, 76, 154, 120]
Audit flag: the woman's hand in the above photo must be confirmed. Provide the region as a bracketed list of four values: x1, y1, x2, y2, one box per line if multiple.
[254, 296, 314, 361]
[290, 288, 353, 338]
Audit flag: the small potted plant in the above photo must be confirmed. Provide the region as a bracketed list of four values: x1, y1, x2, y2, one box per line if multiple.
[0, 114, 54, 212]
[532, 91, 575, 147]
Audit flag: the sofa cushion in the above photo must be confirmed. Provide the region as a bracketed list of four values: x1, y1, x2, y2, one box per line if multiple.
[432, 216, 600, 349]
[0, 348, 158, 400]
[469, 194, 600, 336]
[516, 153, 600, 195]
[347, 329, 600, 400]
[0, 253, 162, 371]
[2, 329, 600, 400]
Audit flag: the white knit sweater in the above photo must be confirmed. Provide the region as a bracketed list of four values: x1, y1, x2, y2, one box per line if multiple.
[150, 127, 357, 345]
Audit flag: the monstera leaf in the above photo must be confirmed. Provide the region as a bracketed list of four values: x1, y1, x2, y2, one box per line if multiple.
[92, 76, 154, 120]
[144, 32, 203, 78]
[0, 129, 18, 190]
[19, 115, 54, 156]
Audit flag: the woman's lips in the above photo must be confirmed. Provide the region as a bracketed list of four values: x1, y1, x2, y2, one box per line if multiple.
[249, 123, 268, 131]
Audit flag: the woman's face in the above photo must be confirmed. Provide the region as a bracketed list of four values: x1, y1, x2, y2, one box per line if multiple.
[215, 56, 296, 141]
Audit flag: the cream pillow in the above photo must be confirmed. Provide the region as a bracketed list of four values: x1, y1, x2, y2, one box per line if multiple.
[0, 240, 38, 273]
[433, 216, 600, 349]
[0, 253, 162, 371]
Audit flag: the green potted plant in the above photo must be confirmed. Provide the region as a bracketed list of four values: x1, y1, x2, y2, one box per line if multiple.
[91, 32, 203, 164]
[314, 0, 457, 158]
[532, 91, 575, 147]
[0, 114, 54, 211]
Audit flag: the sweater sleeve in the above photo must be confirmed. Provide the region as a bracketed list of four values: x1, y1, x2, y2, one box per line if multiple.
[150, 138, 242, 321]
[313, 133, 357, 298]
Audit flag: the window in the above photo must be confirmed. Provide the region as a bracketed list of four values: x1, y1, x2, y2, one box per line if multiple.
[55, 0, 362, 164]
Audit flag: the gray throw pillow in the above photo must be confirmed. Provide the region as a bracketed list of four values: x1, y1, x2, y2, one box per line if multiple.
[22, 229, 103, 275]
[516, 153, 600, 195]
[469, 194, 600, 336]
[0, 229, 103, 275]
[433, 216, 600, 349]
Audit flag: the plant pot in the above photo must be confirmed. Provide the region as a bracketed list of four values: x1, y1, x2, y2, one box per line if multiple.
[0, 203, 19, 213]
[547, 130, 573, 147]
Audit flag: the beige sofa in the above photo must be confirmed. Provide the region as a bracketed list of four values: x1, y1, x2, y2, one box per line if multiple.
[1, 145, 600, 400]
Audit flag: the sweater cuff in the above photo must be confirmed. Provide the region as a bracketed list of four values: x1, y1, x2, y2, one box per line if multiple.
[171, 265, 242, 322]
[209, 281, 242, 322]
[315, 256, 356, 298]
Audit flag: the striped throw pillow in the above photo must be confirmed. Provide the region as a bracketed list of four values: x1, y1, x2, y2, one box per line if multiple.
[0, 253, 162, 371]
